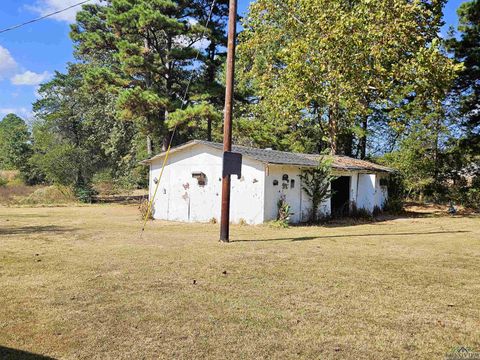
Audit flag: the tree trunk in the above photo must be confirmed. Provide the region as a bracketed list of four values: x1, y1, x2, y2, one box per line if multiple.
[207, 117, 212, 142]
[359, 117, 368, 159]
[162, 109, 171, 151]
[433, 117, 440, 189]
[147, 135, 153, 156]
[328, 106, 338, 155]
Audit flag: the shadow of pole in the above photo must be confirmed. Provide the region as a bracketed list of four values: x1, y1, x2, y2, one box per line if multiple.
[232, 230, 471, 243]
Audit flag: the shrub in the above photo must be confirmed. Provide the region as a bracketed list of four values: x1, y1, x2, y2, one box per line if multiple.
[20, 186, 76, 205]
[139, 199, 153, 220]
[462, 188, 480, 212]
[276, 195, 291, 227]
[92, 171, 116, 196]
[350, 203, 373, 220]
[75, 184, 97, 204]
[373, 205, 383, 217]
[300, 156, 335, 222]
[0, 177, 7, 187]
[383, 198, 404, 214]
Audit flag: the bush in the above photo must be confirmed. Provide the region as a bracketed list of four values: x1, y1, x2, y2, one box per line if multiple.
[383, 198, 404, 214]
[350, 203, 373, 220]
[92, 171, 116, 196]
[373, 205, 383, 217]
[462, 188, 480, 212]
[75, 184, 97, 204]
[276, 195, 291, 227]
[0, 177, 7, 187]
[139, 199, 153, 220]
[20, 186, 76, 205]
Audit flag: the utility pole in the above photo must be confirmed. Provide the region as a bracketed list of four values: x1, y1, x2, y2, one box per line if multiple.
[220, 0, 238, 243]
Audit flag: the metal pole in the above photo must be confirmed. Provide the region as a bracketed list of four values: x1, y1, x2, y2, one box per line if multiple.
[220, 0, 237, 243]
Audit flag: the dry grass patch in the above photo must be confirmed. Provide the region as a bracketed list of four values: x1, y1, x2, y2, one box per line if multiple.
[0, 205, 479, 359]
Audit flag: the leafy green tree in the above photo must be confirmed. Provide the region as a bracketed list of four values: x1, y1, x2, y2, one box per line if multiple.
[300, 157, 336, 222]
[31, 64, 144, 190]
[237, 0, 459, 156]
[447, 0, 480, 159]
[0, 113, 32, 170]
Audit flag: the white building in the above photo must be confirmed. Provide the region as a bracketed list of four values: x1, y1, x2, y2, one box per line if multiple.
[143, 140, 394, 225]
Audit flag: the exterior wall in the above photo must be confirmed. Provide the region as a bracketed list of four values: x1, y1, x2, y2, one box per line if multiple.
[148, 145, 390, 224]
[263, 167, 388, 223]
[354, 173, 389, 212]
[149, 144, 265, 225]
[356, 174, 376, 212]
[264, 165, 331, 223]
[375, 173, 389, 209]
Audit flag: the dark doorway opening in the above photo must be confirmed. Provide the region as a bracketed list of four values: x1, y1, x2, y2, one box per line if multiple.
[331, 176, 350, 217]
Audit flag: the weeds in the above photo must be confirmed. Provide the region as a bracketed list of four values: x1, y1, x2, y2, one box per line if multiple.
[139, 199, 153, 220]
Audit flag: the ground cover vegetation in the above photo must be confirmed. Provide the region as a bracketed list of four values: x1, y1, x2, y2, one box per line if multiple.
[0, 0, 478, 209]
[0, 205, 479, 359]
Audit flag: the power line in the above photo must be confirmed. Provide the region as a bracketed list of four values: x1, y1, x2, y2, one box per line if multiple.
[0, 0, 94, 35]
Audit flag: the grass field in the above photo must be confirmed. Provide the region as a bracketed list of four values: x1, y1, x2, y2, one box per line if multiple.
[0, 205, 479, 359]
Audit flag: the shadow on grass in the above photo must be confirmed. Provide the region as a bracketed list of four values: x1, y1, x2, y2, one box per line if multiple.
[0, 346, 56, 360]
[233, 230, 471, 243]
[0, 226, 75, 236]
[0, 214, 51, 219]
[293, 211, 479, 228]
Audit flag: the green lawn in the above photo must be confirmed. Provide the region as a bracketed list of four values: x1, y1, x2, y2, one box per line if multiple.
[0, 205, 479, 359]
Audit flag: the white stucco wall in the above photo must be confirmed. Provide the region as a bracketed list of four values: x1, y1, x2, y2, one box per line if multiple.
[148, 144, 390, 224]
[149, 144, 265, 224]
[375, 174, 389, 209]
[356, 174, 377, 212]
[264, 165, 331, 223]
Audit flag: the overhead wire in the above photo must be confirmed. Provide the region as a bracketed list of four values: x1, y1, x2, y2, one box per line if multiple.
[0, 0, 95, 35]
[141, 0, 218, 232]
[0, 0, 218, 232]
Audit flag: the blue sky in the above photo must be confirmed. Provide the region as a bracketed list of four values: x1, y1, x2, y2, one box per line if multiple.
[0, 0, 466, 121]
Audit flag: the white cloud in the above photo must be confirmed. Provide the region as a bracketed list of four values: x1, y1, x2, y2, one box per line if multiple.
[27, 0, 101, 23]
[0, 46, 18, 80]
[11, 71, 51, 86]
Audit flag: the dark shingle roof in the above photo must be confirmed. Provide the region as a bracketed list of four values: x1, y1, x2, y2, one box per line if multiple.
[143, 140, 394, 173]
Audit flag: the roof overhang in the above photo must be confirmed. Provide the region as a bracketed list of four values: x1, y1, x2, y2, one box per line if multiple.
[141, 140, 396, 173]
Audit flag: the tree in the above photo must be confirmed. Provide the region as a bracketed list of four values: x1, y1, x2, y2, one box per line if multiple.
[237, 0, 459, 157]
[71, 0, 229, 154]
[31, 64, 143, 190]
[299, 157, 336, 222]
[0, 113, 31, 170]
[447, 0, 480, 159]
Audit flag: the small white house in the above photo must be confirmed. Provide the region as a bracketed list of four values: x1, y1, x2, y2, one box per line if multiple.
[142, 140, 394, 225]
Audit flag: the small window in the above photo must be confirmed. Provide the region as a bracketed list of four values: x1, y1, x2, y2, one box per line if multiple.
[290, 179, 295, 189]
[192, 172, 207, 186]
[273, 180, 279, 186]
[282, 174, 289, 181]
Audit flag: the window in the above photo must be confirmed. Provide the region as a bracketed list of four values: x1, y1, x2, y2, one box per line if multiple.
[273, 180, 279, 186]
[290, 179, 295, 189]
[192, 172, 207, 186]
